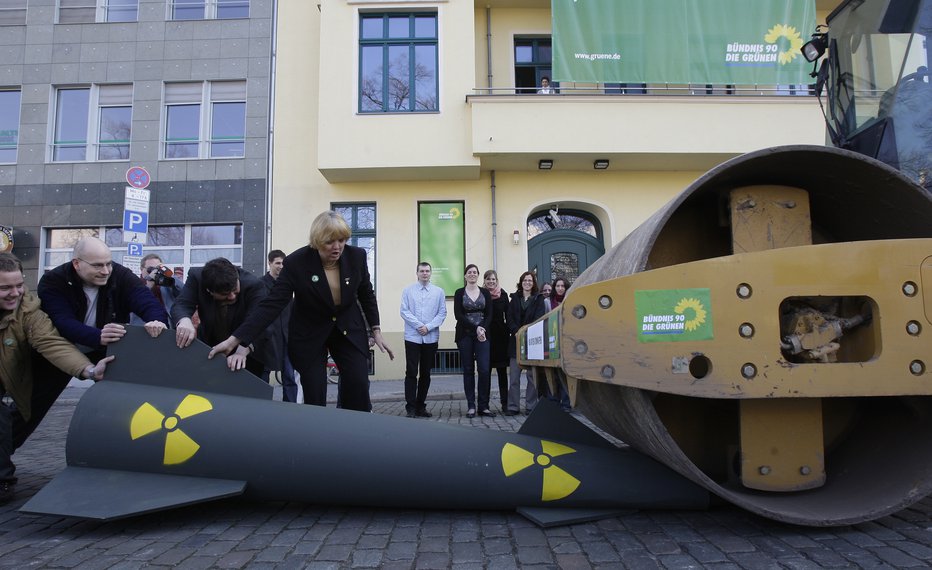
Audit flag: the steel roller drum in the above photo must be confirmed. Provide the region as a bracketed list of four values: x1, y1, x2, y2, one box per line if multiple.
[569, 145, 932, 525]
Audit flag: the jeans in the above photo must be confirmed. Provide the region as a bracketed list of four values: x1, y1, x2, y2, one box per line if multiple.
[263, 354, 298, 403]
[508, 357, 538, 413]
[457, 335, 491, 411]
[0, 399, 14, 481]
[404, 340, 438, 412]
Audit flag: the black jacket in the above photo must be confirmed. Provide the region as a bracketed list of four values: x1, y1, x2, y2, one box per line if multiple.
[453, 286, 493, 343]
[37, 260, 168, 352]
[506, 291, 546, 358]
[232, 245, 379, 370]
[171, 266, 269, 350]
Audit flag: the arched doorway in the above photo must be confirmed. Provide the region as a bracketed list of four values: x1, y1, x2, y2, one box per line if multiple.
[527, 208, 605, 286]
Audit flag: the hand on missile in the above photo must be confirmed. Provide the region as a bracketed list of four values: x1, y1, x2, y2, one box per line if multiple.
[226, 344, 250, 371]
[175, 318, 197, 348]
[87, 355, 115, 381]
[371, 329, 394, 360]
[207, 335, 241, 360]
[99, 323, 126, 346]
[144, 320, 167, 338]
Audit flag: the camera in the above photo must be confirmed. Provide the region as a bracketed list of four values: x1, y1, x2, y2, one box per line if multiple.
[146, 264, 175, 287]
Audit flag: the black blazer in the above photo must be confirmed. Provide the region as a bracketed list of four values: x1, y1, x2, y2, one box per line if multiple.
[171, 267, 268, 348]
[506, 291, 546, 358]
[233, 245, 379, 371]
[453, 286, 492, 343]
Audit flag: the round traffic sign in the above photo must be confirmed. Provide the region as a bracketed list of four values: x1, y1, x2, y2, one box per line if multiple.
[126, 166, 151, 189]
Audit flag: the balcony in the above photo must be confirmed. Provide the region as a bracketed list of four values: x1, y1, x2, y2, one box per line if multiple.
[467, 88, 826, 172]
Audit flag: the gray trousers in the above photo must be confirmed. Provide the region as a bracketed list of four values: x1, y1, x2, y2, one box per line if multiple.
[507, 358, 538, 413]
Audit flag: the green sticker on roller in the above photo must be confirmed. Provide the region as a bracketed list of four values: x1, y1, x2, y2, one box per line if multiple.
[635, 288, 713, 343]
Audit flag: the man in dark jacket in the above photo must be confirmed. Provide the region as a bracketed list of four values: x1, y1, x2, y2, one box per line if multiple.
[172, 257, 269, 377]
[25, 236, 168, 447]
[260, 250, 298, 402]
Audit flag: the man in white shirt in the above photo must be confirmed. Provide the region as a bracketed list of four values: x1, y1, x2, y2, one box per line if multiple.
[399, 262, 447, 418]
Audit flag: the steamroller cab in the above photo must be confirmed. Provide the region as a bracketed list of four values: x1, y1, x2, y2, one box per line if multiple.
[519, 145, 932, 526]
[803, 0, 932, 189]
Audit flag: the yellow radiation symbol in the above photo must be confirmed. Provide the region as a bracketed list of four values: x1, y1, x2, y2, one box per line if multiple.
[764, 24, 804, 65]
[501, 441, 580, 501]
[674, 298, 707, 332]
[449, 207, 461, 219]
[130, 394, 213, 465]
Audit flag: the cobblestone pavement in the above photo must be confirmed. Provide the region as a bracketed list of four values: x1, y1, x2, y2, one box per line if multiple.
[2, 382, 931, 569]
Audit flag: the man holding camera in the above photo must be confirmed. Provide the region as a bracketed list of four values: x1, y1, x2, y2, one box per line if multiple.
[131, 254, 184, 328]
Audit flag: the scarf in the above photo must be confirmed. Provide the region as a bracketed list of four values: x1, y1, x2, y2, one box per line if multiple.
[488, 284, 502, 299]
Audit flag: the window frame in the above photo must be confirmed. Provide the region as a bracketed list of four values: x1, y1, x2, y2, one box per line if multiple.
[358, 11, 439, 114]
[331, 202, 377, 289]
[0, 88, 21, 164]
[42, 223, 244, 280]
[162, 80, 246, 160]
[168, 0, 249, 21]
[0, 0, 27, 25]
[56, 0, 139, 24]
[49, 84, 133, 163]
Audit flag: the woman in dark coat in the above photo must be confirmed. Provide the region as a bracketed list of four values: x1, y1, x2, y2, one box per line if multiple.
[209, 210, 394, 412]
[453, 264, 494, 418]
[505, 271, 547, 415]
[483, 269, 509, 412]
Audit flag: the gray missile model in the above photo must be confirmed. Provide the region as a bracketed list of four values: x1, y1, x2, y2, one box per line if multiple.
[21, 328, 708, 527]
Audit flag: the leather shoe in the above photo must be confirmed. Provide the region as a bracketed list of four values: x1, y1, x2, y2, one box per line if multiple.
[405, 411, 416, 418]
[415, 409, 432, 418]
[466, 408, 476, 418]
[478, 409, 496, 417]
[0, 479, 15, 505]
[503, 410, 519, 416]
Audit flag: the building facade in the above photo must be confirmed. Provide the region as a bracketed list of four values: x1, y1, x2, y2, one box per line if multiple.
[270, 0, 834, 380]
[0, 0, 273, 285]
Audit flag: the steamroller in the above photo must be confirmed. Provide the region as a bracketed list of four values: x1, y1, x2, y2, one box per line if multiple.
[519, 144, 932, 526]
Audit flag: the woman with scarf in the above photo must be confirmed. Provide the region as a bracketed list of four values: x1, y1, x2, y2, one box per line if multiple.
[550, 277, 569, 309]
[483, 269, 510, 413]
[505, 271, 547, 415]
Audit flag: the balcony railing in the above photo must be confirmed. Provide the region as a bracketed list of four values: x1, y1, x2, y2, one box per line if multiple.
[471, 84, 814, 97]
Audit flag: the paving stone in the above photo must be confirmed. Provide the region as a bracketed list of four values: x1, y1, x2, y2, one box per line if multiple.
[4, 391, 932, 570]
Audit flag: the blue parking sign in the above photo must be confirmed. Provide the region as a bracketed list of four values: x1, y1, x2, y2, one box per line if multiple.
[123, 210, 148, 233]
[127, 243, 144, 257]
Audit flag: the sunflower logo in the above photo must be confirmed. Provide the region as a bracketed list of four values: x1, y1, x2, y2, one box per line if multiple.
[764, 24, 804, 65]
[130, 394, 213, 465]
[501, 441, 580, 501]
[449, 207, 461, 219]
[674, 298, 707, 332]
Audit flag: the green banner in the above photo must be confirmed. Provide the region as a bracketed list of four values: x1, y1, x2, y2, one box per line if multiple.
[635, 288, 713, 343]
[418, 202, 465, 296]
[552, 0, 815, 85]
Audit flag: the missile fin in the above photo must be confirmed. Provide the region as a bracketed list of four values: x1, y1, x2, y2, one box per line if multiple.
[105, 327, 272, 400]
[518, 399, 616, 450]
[516, 506, 637, 528]
[20, 466, 245, 521]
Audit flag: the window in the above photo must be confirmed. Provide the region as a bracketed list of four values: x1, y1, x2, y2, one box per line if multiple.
[169, 0, 249, 21]
[0, 0, 27, 25]
[57, 0, 138, 23]
[359, 12, 438, 113]
[163, 81, 246, 159]
[0, 89, 21, 163]
[44, 224, 243, 279]
[514, 37, 554, 94]
[51, 84, 132, 162]
[332, 203, 376, 285]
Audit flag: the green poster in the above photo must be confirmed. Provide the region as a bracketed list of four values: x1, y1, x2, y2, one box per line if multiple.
[552, 0, 815, 85]
[635, 288, 713, 343]
[418, 202, 465, 296]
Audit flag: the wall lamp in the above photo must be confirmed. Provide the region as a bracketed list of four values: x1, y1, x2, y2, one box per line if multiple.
[594, 159, 610, 170]
[538, 159, 553, 170]
[513, 229, 520, 245]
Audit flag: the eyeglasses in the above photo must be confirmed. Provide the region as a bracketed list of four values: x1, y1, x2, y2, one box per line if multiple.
[76, 258, 113, 271]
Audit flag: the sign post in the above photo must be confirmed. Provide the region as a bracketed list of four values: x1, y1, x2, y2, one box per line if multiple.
[123, 167, 152, 264]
